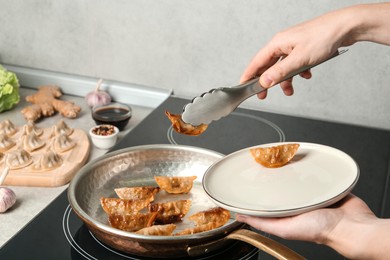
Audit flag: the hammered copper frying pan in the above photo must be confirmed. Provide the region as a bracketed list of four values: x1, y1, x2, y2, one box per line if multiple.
[68, 144, 304, 259]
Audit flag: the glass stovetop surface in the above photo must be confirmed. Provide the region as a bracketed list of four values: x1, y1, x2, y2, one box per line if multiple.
[2, 97, 390, 260]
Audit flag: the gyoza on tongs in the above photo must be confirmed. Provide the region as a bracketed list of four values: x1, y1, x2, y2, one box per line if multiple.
[182, 49, 347, 126]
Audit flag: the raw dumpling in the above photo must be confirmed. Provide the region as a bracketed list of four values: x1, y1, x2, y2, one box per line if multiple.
[100, 197, 150, 215]
[21, 121, 43, 136]
[165, 111, 208, 136]
[33, 149, 62, 171]
[114, 186, 160, 201]
[148, 199, 191, 224]
[5, 148, 32, 169]
[154, 176, 197, 194]
[52, 133, 76, 153]
[0, 120, 17, 136]
[22, 132, 45, 152]
[51, 120, 73, 136]
[135, 224, 176, 236]
[175, 207, 230, 236]
[0, 133, 16, 152]
[108, 212, 158, 232]
[250, 143, 300, 168]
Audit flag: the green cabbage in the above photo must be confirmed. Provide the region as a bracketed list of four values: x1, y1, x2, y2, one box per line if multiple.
[0, 65, 20, 112]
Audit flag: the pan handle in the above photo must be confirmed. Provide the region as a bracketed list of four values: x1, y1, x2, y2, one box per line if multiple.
[227, 229, 305, 260]
[187, 229, 306, 260]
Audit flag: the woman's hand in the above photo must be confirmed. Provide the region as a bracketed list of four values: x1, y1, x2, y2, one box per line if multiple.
[240, 3, 390, 99]
[236, 194, 390, 259]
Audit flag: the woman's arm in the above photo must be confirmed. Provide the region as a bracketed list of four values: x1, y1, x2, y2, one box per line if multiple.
[240, 3, 390, 99]
[236, 195, 390, 259]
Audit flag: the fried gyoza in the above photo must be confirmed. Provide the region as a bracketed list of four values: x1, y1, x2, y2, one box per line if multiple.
[135, 224, 176, 236]
[154, 176, 197, 194]
[250, 143, 300, 168]
[149, 199, 191, 224]
[115, 186, 160, 202]
[165, 111, 208, 136]
[175, 222, 218, 236]
[108, 212, 158, 232]
[188, 207, 230, 226]
[100, 198, 150, 215]
[175, 207, 230, 236]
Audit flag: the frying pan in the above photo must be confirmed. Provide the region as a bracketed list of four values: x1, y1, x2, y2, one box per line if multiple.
[68, 144, 304, 259]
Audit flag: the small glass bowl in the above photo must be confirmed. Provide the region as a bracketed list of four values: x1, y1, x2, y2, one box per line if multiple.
[91, 102, 132, 131]
[89, 124, 119, 150]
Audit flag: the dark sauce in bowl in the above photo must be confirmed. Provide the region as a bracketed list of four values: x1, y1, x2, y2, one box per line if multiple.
[92, 103, 132, 131]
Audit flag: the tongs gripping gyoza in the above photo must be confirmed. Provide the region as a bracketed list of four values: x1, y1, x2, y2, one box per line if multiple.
[181, 49, 347, 126]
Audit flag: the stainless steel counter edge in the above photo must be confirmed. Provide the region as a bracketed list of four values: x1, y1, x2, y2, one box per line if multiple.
[3, 63, 172, 108]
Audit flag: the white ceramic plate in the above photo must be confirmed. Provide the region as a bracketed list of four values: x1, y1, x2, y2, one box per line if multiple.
[203, 142, 359, 217]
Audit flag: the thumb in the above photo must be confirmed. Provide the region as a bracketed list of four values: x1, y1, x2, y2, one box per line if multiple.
[259, 72, 275, 88]
[236, 214, 248, 222]
[260, 54, 303, 88]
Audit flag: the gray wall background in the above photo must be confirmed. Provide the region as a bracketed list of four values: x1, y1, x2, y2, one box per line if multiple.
[1, 0, 389, 129]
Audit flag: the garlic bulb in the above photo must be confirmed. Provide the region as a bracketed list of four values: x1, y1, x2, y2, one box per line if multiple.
[0, 166, 16, 213]
[85, 79, 112, 107]
[0, 187, 16, 213]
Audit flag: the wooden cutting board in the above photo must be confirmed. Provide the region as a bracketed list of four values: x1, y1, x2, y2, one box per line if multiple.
[0, 125, 90, 187]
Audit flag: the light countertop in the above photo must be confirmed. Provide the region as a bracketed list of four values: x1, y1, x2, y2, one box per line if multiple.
[0, 87, 153, 247]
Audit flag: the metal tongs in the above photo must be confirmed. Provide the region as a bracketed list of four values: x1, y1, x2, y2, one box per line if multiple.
[182, 49, 347, 126]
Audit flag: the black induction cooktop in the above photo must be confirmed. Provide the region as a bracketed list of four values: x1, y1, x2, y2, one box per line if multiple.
[2, 96, 390, 260]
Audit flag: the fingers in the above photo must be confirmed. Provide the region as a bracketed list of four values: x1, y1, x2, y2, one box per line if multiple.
[257, 90, 268, 99]
[236, 214, 292, 238]
[255, 78, 295, 98]
[259, 78, 294, 97]
[240, 46, 293, 98]
[236, 214, 271, 232]
[299, 69, 312, 79]
[241, 42, 316, 100]
[257, 71, 312, 98]
[240, 46, 282, 84]
[279, 68, 311, 96]
[259, 51, 307, 87]
[280, 79, 294, 96]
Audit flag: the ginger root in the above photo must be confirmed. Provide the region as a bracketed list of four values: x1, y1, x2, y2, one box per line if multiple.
[21, 85, 81, 122]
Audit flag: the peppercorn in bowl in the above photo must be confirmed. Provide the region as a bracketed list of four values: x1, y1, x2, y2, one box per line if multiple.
[89, 124, 119, 150]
